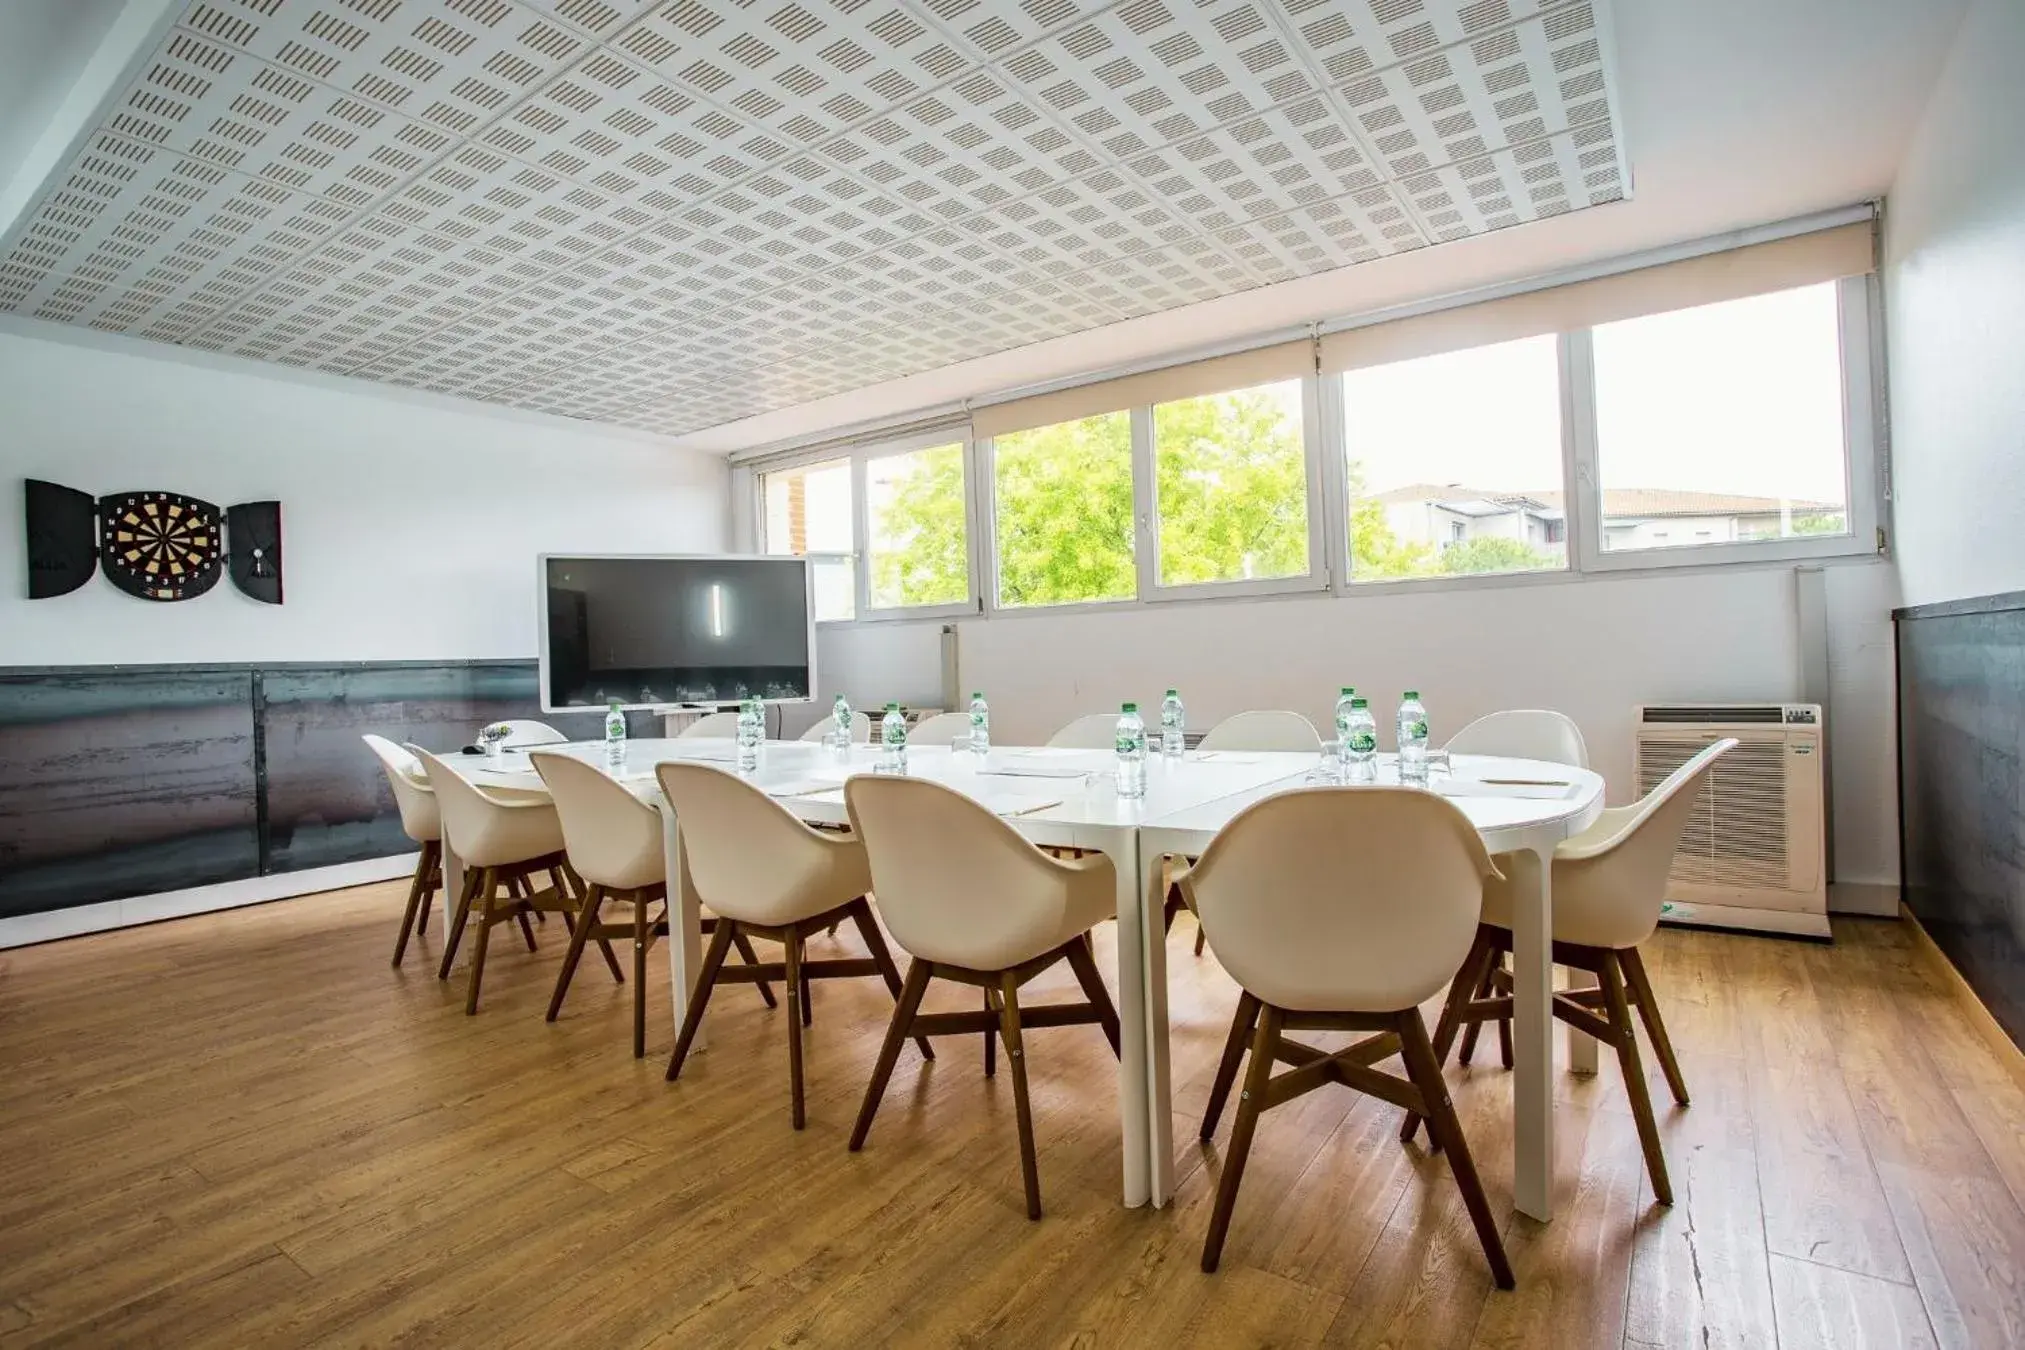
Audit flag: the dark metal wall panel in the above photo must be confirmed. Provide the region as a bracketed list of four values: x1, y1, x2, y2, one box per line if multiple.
[0, 670, 259, 918]
[261, 663, 562, 875]
[1896, 596, 2025, 1051]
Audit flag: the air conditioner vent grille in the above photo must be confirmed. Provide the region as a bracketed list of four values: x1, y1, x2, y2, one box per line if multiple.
[1638, 735, 1790, 889]
[1641, 704, 1785, 724]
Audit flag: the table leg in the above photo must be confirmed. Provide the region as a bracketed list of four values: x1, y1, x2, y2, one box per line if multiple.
[661, 808, 706, 1049]
[1095, 825, 1152, 1208]
[1141, 846, 1175, 1207]
[1511, 838, 1557, 1221]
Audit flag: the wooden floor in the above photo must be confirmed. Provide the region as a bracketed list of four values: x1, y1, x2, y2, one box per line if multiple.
[2, 885, 2023, 1349]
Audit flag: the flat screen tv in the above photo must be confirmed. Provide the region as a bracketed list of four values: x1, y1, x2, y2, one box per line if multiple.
[539, 554, 814, 713]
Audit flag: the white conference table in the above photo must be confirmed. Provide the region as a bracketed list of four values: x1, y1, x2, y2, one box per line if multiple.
[435, 738, 1603, 1221]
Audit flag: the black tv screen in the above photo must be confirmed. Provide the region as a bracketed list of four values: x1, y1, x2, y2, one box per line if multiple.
[540, 555, 814, 712]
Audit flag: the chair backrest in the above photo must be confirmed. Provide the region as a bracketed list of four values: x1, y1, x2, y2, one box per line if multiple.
[678, 709, 742, 739]
[798, 710, 872, 743]
[1048, 712, 1119, 749]
[653, 761, 866, 924]
[1197, 710, 1324, 754]
[906, 711, 973, 746]
[1184, 788, 1496, 1014]
[1443, 710, 1589, 769]
[845, 775, 1095, 969]
[1551, 738, 1736, 948]
[414, 746, 561, 867]
[362, 734, 439, 843]
[497, 719, 568, 747]
[529, 751, 664, 891]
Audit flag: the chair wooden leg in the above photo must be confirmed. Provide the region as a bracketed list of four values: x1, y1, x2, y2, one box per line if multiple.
[983, 987, 997, 1077]
[1600, 951, 1673, 1205]
[1062, 935, 1122, 1058]
[997, 972, 1044, 1220]
[1396, 1009, 1514, 1289]
[1620, 946, 1689, 1106]
[1404, 929, 1496, 1145]
[1457, 952, 1500, 1066]
[437, 869, 479, 980]
[545, 882, 600, 1023]
[392, 844, 432, 967]
[731, 930, 778, 1008]
[850, 958, 932, 1152]
[799, 957, 814, 1029]
[1201, 1003, 1282, 1271]
[848, 899, 934, 1061]
[1194, 922, 1207, 957]
[665, 922, 736, 1083]
[1201, 991, 1260, 1141]
[632, 896, 649, 1059]
[784, 928, 808, 1129]
[513, 877, 538, 951]
[465, 870, 498, 1016]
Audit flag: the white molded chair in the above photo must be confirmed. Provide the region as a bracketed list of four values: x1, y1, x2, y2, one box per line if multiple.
[678, 710, 743, 738]
[798, 711, 872, 743]
[1180, 788, 1512, 1285]
[904, 710, 973, 746]
[657, 762, 924, 1129]
[1047, 712, 1120, 749]
[363, 734, 442, 968]
[845, 775, 1121, 1220]
[1197, 710, 1324, 754]
[1443, 709, 1589, 768]
[1412, 738, 1737, 1208]
[415, 747, 578, 1014]
[496, 719, 569, 747]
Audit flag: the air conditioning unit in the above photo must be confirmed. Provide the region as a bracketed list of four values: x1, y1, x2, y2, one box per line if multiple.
[1633, 704, 1830, 940]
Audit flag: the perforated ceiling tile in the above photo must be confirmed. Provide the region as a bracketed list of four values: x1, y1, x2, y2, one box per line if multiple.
[0, 0, 1627, 436]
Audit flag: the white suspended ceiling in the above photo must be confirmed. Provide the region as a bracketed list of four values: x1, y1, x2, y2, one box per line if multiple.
[0, 0, 1626, 436]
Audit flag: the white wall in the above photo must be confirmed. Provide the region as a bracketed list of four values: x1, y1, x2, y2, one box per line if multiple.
[0, 323, 729, 665]
[927, 560, 1897, 888]
[1885, 0, 2025, 608]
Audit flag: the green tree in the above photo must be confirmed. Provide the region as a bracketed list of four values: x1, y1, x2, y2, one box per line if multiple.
[865, 390, 1431, 605]
[1789, 511, 1847, 536]
[1439, 535, 1560, 575]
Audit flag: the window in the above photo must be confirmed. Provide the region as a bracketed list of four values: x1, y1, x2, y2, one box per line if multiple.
[1590, 283, 1850, 553]
[990, 410, 1135, 608]
[866, 442, 969, 610]
[1340, 335, 1567, 582]
[761, 458, 854, 622]
[1151, 380, 1310, 587]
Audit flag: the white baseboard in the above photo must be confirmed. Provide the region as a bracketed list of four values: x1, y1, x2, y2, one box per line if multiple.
[0, 854, 417, 951]
[1828, 881, 1901, 917]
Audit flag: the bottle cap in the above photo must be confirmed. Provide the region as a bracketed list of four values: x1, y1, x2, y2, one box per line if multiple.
[886, 701, 899, 710]
[972, 691, 983, 699]
[1123, 702, 1138, 712]
[1165, 688, 1178, 696]
[1351, 697, 1368, 708]
[1339, 686, 1354, 696]
[1404, 690, 1420, 699]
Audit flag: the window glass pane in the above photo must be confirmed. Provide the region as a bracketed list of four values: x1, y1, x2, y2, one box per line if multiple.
[1341, 335, 1567, 582]
[866, 442, 969, 609]
[1592, 283, 1849, 552]
[1152, 380, 1309, 586]
[761, 458, 854, 621]
[992, 411, 1134, 608]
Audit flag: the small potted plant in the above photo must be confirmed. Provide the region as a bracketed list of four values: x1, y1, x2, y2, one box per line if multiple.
[477, 722, 512, 762]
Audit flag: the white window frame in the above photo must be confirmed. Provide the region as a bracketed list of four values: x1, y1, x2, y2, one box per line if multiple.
[1140, 375, 1330, 603]
[1572, 273, 1882, 573]
[978, 409, 1141, 618]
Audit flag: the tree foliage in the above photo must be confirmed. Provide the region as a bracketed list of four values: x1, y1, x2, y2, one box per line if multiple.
[1438, 535, 1562, 575]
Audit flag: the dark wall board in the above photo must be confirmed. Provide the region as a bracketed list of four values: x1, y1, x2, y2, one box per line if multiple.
[0, 659, 643, 918]
[1895, 593, 2025, 1051]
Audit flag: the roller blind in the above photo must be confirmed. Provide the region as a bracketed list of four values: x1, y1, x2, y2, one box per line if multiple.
[1318, 220, 1875, 374]
[972, 338, 1312, 441]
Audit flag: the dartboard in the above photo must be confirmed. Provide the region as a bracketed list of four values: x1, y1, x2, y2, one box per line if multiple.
[98, 491, 225, 601]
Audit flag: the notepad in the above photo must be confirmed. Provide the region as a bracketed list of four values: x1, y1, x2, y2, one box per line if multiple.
[762, 778, 839, 799]
[978, 758, 1092, 779]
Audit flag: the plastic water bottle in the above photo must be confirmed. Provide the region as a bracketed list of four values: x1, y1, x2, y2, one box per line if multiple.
[967, 690, 990, 756]
[736, 698, 762, 773]
[880, 702, 907, 773]
[1397, 690, 1430, 785]
[830, 692, 852, 751]
[1344, 697, 1378, 783]
[1332, 686, 1356, 771]
[1116, 702, 1147, 799]
[604, 698, 626, 764]
[1159, 688, 1185, 759]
